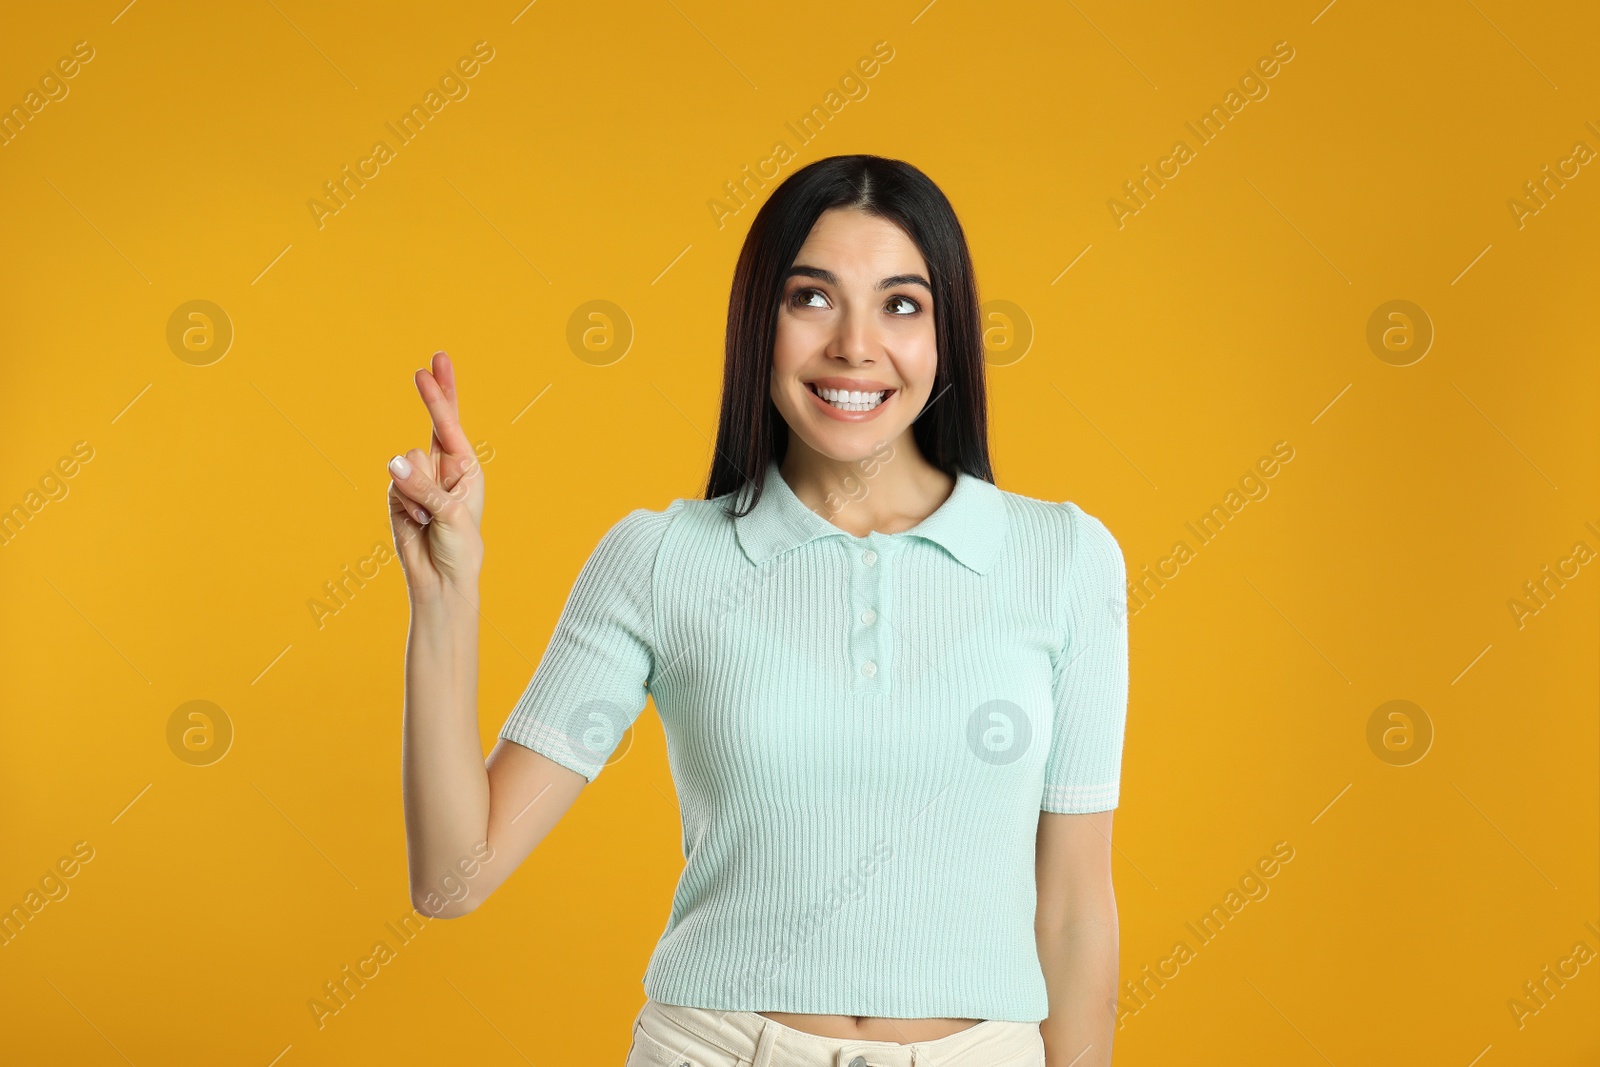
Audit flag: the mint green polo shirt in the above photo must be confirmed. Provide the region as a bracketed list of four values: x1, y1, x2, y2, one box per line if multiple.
[499, 457, 1130, 1021]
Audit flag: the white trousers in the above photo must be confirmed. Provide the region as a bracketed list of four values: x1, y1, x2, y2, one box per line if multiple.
[624, 998, 1047, 1067]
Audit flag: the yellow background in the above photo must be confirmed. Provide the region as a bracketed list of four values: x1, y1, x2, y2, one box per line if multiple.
[2, 0, 1596, 1063]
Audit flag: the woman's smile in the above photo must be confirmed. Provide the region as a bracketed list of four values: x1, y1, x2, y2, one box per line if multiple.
[804, 377, 898, 420]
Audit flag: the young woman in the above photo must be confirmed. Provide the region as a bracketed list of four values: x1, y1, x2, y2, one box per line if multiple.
[392, 155, 1129, 1067]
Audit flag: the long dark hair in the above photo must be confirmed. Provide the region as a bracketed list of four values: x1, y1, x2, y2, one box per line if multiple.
[703, 154, 992, 516]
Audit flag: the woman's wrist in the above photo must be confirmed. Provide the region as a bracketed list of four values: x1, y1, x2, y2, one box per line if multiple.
[409, 573, 482, 616]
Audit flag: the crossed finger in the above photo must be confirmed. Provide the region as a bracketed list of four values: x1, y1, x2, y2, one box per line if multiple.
[389, 447, 457, 524]
[417, 353, 474, 490]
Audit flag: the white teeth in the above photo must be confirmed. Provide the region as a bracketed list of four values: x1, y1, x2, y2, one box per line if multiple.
[812, 384, 888, 412]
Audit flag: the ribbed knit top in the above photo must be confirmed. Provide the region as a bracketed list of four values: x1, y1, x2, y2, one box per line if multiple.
[498, 457, 1130, 1022]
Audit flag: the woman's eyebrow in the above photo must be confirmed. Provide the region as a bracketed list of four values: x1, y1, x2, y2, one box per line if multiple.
[785, 265, 931, 291]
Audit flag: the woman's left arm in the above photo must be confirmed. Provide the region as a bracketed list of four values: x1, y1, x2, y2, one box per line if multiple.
[1036, 808, 1119, 1067]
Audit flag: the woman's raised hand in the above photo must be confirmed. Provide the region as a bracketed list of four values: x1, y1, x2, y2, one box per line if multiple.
[387, 352, 486, 600]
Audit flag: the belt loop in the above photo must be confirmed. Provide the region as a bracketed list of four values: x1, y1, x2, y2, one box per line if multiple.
[752, 1015, 779, 1067]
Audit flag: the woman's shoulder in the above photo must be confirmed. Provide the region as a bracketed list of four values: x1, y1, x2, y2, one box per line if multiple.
[583, 497, 689, 570]
[989, 484, 1123, 574]
[988, 483, 1115, 538]
[593, 492, 734, 558]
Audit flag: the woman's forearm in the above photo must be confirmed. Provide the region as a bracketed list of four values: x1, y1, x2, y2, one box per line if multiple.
[401, 583, 487, 917]
[1039, 915, 1120, 1066]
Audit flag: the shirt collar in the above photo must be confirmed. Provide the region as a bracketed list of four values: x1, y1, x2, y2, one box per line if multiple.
[732, 457, 1007, 574]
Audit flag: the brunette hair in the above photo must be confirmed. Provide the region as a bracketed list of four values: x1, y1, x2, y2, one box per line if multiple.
[704, 154, 992, 516]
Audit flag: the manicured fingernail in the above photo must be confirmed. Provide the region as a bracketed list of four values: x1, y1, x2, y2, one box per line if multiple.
[414, 508, 429, 524]
[389, 455, 411, 478]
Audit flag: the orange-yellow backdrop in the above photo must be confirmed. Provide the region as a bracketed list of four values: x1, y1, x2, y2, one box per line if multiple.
[2, 0, 1596, 1063]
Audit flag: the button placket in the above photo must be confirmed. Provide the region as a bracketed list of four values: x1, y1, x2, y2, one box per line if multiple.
[845, 534, 894, 695]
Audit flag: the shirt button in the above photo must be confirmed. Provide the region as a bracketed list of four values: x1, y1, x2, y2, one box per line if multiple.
[861, 660, 877, 677]
[849, 1059, 869, 1067]
[861, 609, 877, 625]
[862, 549, 877, 565]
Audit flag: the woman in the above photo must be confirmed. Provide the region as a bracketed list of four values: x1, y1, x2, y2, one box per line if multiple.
[391, 155, 1129, 1067]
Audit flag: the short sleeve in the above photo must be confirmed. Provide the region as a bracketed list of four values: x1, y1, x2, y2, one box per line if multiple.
[498, 501, 681, 782]
[1041, 502, 1130, 814]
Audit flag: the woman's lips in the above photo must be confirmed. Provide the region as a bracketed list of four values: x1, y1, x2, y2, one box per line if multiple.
[805, 382, 895, 423]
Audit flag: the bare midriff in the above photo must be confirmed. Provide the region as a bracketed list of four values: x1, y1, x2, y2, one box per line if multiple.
[754, 1011, 983, 1042]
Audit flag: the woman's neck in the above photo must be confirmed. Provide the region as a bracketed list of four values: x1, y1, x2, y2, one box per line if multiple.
[778, 440, 957, 538]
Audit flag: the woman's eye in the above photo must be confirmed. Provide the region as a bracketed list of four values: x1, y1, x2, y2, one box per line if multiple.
[787, 289, 920, 314]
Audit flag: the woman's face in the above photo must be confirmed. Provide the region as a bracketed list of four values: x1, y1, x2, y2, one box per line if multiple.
[770, 206, 937, 465]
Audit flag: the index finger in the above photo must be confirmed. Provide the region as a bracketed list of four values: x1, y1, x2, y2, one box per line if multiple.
[415, 352, 472, 457]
